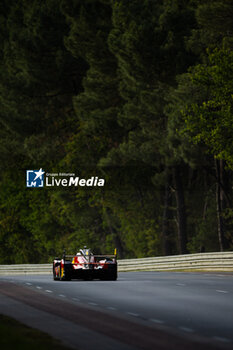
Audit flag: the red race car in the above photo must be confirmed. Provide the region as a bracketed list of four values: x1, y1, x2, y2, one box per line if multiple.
[53, 247, 117, 281]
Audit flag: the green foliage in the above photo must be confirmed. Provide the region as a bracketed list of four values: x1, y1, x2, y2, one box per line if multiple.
[188, 0, 233, 54]
[183, 48, 233, 168]
[187, 189, 219, 253]
[0, 174, 36, 263]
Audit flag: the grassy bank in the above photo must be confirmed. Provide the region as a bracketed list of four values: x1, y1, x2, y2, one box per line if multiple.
[0, 314, 72, 350]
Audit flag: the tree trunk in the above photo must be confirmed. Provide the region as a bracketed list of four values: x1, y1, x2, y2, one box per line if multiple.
[173, 165, 187, 254]
[162, 173, 173, 255]
[105, 207, 124, 258]
[215, 159, 225, 251]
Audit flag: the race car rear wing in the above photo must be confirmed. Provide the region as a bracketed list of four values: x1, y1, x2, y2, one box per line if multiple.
[61, 249, 117, 261]
[63, 255, 117, 263]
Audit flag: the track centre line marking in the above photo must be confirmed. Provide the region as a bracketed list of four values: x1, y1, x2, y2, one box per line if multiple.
[176, 283, 186, 286]
[36, 286, 42, 289]
[88, 302, 98, 306]
[26, 282, 32, 286]
[127, 312, 139, 317]
[216, 290, 228, 293]
[213, 337, 231, 343]
[45, 290, 52, 293]
[58, 294, 66, 298]
[72, 297, 80, 301]
[150, 319, 165, 324]
[107, 307, 117, 310]
[179, 326, 194, 333]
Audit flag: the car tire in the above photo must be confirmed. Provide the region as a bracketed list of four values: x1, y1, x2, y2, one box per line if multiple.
[59, 266, 71, 281]
[53, 266, 58, 280]
[109, 274, 117, 281]
[100, 273, 117, 281]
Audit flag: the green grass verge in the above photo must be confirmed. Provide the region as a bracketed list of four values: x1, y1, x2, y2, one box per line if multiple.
[0, 314, 72, 350]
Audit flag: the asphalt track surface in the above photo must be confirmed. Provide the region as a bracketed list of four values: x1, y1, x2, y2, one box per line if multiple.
[1, 271, 233, 350]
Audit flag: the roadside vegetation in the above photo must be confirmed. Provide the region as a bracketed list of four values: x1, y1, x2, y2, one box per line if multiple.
[0, 314, 72, 350]
[0, 0, 233, 262]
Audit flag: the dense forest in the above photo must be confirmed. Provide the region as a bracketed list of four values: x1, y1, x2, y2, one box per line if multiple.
[1, 0, 233, 263]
